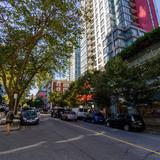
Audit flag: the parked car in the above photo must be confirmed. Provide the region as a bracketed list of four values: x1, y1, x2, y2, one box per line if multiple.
[20, 110, 39, 125]
[42, 107, 49, 114]
[0, 112, 6, 125]
[72, 108, 88, 119]
[0, 117, 6, 125]
[84, 111, 105, 124]
[0, 107, 7, 125]
[51, 108, 64, 118]
[61, 111, 77, 121]
[105, 113, 145, 131]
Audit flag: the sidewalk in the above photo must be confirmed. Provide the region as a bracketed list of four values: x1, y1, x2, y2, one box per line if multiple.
[144, 118, 160, 135]
[0, 124, 20, 133]
[145, 125, 160, 135]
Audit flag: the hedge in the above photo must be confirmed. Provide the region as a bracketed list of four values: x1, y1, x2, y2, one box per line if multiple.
[119, 27, 160, 60]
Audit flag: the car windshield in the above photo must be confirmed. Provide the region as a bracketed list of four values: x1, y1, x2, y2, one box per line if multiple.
[23, 110, 37, 118]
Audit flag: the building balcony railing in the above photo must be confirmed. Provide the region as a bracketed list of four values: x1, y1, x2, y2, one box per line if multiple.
[88, 46, 92, 52]
[130, 8, 137, 14]
[129, 1, 136, 7]
[132, 15, 138, 20]
[86, 21, 92, 28]
[86, 29, 92, 36]
[87, 33, 94, 39]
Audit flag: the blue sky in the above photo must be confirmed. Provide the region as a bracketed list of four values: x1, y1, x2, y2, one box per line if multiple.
[155, 0, 160, 23]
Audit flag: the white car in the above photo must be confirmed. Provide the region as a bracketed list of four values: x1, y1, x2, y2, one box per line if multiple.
[72, 108, 88, 119]
[61, 111, 77, 121]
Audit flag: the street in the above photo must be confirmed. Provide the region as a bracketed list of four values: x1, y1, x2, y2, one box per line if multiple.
[0, 115, 160, 160]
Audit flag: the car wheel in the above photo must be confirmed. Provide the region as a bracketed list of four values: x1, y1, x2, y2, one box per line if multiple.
[106, 122, 110, 127]
[124, 124, 130, 131]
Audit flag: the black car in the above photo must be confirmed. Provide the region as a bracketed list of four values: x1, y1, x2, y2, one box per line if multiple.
[85, 111, 105, 124]
[105, 114, 145, 131]
[51, 108, 64, 118]
[20, 110, 39, 125]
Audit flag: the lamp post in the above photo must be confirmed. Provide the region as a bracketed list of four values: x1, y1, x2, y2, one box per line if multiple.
[13, 93, 18, 115]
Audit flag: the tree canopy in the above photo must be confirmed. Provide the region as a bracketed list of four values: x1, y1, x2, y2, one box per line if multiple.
[0, 0, 81, 110]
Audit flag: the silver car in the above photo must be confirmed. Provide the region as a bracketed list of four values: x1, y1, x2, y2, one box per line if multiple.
[61, 111, 77, 121]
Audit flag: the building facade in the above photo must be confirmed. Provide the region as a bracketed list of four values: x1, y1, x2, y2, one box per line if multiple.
[69, 41, 81, 81]
[80, 0, 96, 75]
[80, 0, 159, 71]
[154, 0, 160, 24]
[134, 0, 159, 31]
[45, 80, 70, 108]
[46, 80, 70, 94]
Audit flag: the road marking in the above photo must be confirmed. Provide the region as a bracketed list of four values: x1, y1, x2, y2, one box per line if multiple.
[56, 135, 84, 144]
[0, 141, 47, 155]
[87, 131, 106, 136]
[56, 120, 160, 156]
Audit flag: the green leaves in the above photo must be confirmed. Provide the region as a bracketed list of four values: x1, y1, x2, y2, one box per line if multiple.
[0, 0, 81, 110]
[120, 27, 160, 60]
[49, 91, 62, 106]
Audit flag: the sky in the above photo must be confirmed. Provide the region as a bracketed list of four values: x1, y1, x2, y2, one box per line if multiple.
[155, 0, 160, 24]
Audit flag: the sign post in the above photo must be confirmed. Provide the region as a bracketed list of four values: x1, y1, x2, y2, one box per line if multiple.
[13, 93, 18, 115]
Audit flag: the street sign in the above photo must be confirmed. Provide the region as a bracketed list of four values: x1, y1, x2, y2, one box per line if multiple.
[14, 93, 18, 99]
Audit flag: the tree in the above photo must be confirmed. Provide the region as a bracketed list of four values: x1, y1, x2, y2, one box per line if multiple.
[33, 97, 44, 108]
[61, 82, 80, 107]
[49, 91, 63, 107]
[94, 54, 160, 107]
[61, 71, 97, 108]
[93, 71, 110, 108]
[0, 1, 81, 111]
[94, 57, 138, 107]
[0, 83, 4, 104]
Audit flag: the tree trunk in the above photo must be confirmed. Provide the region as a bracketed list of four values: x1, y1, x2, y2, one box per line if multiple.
[8, 95, 14, 111]
[8, 94, 21, 113]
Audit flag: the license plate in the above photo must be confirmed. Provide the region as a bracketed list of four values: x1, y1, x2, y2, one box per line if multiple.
[28, 120, 33, 122]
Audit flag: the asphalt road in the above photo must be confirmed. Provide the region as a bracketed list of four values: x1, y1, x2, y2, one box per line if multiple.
[0, 115, 160, 160]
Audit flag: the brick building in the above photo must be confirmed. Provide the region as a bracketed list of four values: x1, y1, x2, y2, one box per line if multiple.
[45, 80, 70, 108]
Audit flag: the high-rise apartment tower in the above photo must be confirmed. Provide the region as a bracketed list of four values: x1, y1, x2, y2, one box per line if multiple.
[80, 0, 159, 71]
